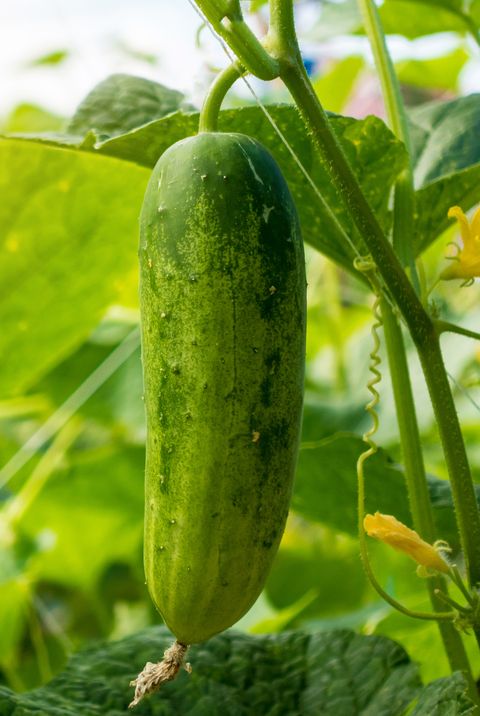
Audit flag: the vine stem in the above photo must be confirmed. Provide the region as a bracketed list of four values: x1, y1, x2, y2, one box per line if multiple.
[419, 335, 480, 584]
[380, 303, 433, 535]
[192, 0, 279, 79]
[381, 300, 478, 704]
[264, 0, 480, 593]
[356, 0, 410, 149]
[278, 61, 429, 337]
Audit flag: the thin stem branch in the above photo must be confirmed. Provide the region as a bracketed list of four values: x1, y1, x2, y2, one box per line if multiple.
[265, 0, 301, 64]
[435, 320, 480, 342]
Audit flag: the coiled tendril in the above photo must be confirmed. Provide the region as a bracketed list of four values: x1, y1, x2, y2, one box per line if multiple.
[353, 257, 454, 622]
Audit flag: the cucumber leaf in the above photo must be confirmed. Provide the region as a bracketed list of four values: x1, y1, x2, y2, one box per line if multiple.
[409, 672, 476, 715]
[0, 626, 424, 715]
[0, 139, 148, 397]
[410, 94, 480, 254]
[293, 433, 479, 549]
[67, 73, 193, 138]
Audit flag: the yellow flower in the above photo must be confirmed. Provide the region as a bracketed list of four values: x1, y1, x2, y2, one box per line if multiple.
[364, 512, 449, 574]
[441, 205, 480, 281]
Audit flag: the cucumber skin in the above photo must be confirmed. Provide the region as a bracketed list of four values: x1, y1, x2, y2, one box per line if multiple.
[140, 132, 306, 645]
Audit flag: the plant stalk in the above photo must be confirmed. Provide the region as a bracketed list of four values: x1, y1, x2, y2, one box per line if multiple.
[279, 62, 429, 338]
[418, 335, 480, 587]
[381, 300, 478, 702]
[194, 0, 279, 79]
[356, 0, 418, 284]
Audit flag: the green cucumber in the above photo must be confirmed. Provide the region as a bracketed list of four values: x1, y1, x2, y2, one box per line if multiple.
[139, 131, 306, 646]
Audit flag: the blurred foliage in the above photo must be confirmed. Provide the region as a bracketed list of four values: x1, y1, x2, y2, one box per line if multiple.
[1, 104, 65, 134]
[25, 50, 70, 68]
[307, 0, 480, 40]
[395, 47, 469, 92]
[1, 1, 480, 709]
[312, 56, 365, 113]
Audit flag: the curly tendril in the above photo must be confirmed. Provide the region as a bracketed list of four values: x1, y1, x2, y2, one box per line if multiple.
[354, 277, 454, 622]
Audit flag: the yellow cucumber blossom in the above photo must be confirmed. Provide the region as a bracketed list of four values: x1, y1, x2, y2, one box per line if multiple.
[364, 512, 450, 574]
[441, 205, 480, 282]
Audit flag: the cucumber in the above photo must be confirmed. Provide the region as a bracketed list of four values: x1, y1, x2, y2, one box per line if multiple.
[139, 131, 306, 645]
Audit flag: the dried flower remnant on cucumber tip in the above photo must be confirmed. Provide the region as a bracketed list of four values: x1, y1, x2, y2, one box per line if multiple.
[441, 205, 480, 283]
[129, 641, 191, 707]
[364, 512, 450, 574]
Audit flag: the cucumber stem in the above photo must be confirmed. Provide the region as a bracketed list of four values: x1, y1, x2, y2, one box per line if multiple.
[198, 61, 244, 133]
[129, 640, 191, 707]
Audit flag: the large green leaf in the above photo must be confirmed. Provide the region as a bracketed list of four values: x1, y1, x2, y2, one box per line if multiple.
[293, 433, 479, 548]
[8, 104, 407, 274]
[0, 140, 148, 397]
[67, 73, 193, 138]
[410, 94, 480, 253]
[0, 626, 423, 715]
